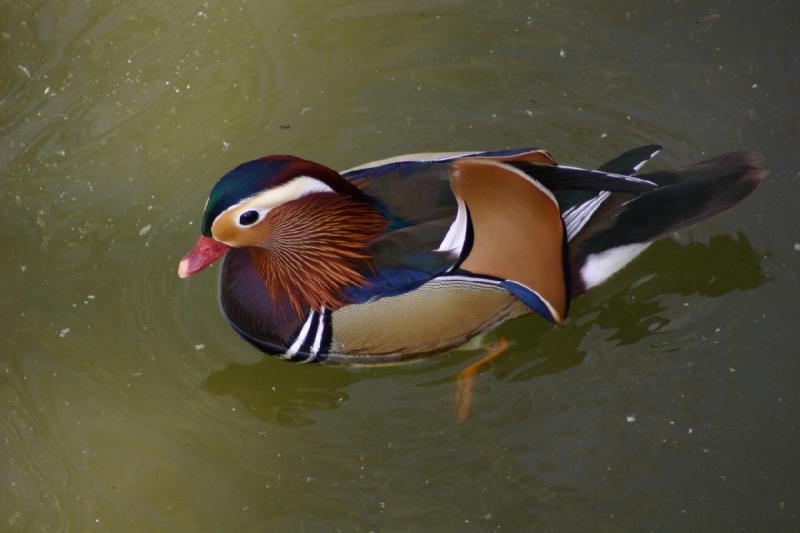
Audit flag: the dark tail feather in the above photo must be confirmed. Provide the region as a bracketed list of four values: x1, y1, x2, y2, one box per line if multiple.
[569, 151, 766, 295]
[637, 151, 765, 186]
[597, 152, 765, 248]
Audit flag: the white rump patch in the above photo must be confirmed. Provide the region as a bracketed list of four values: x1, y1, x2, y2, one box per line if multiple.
[581, 243, 650, 289]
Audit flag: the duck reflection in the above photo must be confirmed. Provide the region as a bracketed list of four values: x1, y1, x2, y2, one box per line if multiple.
[496, 232, 767, 382]
[587, 232, 767, 347]
[203, 359, 362, 426]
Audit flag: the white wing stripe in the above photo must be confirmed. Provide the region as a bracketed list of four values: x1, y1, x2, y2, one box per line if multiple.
[344, 151, 482, 173]
[436, 275, 501, 285]
[556, 165, 657, 186]
[436, 195, 468, 257]
[563, 191, 610, 241]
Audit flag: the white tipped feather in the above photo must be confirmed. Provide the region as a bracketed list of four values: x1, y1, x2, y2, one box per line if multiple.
[633, 148, 661, 172]
[563, 191, 610, 241]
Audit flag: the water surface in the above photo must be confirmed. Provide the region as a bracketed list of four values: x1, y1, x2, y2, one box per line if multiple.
[2, 0, 799, 530]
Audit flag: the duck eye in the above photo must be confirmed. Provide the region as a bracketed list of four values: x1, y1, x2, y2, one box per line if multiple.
[238, 210, 261, 226]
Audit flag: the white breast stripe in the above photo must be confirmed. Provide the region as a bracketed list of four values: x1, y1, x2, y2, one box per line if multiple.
[307, 307, 327, 361]
[283, 311, 315, 359]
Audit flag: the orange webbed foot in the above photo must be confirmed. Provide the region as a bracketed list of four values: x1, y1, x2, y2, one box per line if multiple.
[455, 337, 509, 422]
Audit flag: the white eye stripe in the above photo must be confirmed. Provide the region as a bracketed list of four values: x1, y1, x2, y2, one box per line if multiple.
[210, 176, 335, 230]
[245, 176, 334, 210]
[235, 208, 270, 228]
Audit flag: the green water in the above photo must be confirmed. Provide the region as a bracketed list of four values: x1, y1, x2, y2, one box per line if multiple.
[2, 0, 799, 530]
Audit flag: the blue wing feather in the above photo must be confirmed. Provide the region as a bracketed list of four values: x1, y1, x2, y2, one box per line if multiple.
[343, 266, 433, 304]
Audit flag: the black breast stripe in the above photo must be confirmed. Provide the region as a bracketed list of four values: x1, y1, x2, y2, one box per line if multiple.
[296, 311, 321, 360]
[291, 307, 333, 363]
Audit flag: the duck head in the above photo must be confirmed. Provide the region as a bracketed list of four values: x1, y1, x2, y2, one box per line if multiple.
[179, 155, 387, 314]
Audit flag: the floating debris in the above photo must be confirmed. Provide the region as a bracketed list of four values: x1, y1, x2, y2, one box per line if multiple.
[626, 415, 636, 423]
[695, 11, 720, 26]
[793, 243, 800, 251]
[17, 65, 31, 78]
[194, 344, 205, 351]
[138, 224, 152, 236]
[559, 49, 566, 59]
[222, 140, 230, 151]
[59, 328, 70, 338]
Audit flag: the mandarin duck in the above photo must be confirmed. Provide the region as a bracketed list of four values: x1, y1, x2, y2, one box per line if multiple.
[179, 147, 765, 366]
